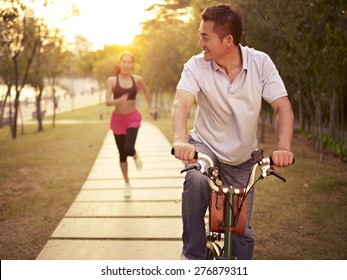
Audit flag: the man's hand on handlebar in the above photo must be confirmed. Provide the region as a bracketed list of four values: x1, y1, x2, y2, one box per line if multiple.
[271, 150, 295, 170]
[172, 142, 197, 163]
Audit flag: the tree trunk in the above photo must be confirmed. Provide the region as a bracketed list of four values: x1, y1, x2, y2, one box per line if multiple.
[0, 86, 11, 129]
[12, 91, 20, 139]
[18, 103, 24, 135]
[337, 94, 345, 161]
[329, 89, 337, 137]
[314, 99, 324, 162]
[36, 87, 44, 132]
[52, 87, 56, 127]
[298, 90, 304, 130]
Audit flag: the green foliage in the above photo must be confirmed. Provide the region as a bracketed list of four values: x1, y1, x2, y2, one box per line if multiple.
[136, 18, 194, 93]
[238, 0, 347, 159]
[323, 133, 347, 160]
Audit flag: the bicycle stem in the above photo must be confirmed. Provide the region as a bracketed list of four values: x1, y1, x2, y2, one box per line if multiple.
[220, 189, 238, 260]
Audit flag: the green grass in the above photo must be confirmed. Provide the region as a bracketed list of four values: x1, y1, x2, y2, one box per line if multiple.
[0, 103, 109, 259]
[253, 131, 347, 259]
[0, 99, 346, 260]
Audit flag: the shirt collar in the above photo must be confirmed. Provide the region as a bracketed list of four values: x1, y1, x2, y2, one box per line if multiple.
[211, 45, 248, 72]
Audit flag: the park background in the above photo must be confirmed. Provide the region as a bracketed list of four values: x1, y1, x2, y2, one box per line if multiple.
[0, 0, 346, 260]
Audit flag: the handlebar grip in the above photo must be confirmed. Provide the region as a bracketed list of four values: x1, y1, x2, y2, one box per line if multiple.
[269, 157, 295, 165]
[171, 148, 198, 159]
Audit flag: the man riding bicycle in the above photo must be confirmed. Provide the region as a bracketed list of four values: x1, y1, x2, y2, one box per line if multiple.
[171, 4, 294, 260]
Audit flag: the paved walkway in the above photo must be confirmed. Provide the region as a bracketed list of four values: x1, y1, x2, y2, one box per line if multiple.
[36, 122, 185, 260]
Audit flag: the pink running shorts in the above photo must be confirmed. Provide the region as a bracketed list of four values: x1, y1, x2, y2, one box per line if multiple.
[110, 110, 142, 135]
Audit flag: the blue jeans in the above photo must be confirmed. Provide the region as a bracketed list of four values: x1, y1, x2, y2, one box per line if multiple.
[182, 138, 255, 260]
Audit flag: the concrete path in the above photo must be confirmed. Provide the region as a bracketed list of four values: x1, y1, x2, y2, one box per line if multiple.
[36, 122, 185, 260]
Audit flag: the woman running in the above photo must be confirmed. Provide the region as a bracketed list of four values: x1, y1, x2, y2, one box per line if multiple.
[106, 51, 151, 197]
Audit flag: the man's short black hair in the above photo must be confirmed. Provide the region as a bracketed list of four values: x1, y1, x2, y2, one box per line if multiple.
[201, 3, 243, 45]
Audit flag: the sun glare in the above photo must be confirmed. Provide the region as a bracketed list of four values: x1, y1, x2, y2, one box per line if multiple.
[27, 0, 157, 50]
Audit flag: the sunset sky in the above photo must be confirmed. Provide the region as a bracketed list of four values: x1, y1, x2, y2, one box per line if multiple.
[27, 0, 160, 49]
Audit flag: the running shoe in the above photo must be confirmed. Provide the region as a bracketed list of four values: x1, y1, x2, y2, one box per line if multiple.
[134, 153, 143, 170]
[124, 182, 131, 198]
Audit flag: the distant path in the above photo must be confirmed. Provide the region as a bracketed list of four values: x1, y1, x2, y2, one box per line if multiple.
[19, 91, 104, 123]
[14, 78, 104, 123]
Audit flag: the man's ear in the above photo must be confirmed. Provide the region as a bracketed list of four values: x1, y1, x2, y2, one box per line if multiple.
[224, 34, 234, 46]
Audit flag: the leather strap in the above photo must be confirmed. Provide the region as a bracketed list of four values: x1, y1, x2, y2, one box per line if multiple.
[219, 226, 235, 232]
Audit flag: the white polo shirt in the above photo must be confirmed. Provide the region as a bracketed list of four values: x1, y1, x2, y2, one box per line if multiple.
[177, 45, 287, 165]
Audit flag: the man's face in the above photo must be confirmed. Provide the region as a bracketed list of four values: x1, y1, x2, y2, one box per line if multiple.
[198, 20, 226, 61]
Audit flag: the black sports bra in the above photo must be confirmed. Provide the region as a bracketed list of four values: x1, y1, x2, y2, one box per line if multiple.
[112, 75, 138, 100]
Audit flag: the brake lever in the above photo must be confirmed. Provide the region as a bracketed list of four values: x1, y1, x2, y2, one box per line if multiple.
[261, 164, 270, 178]
[268, 171, 286, 183]
[261, 164, 286, 183]
[180, 164, 200, 174]
[197, 159, 206, 173]
[180, 159, 206, 174]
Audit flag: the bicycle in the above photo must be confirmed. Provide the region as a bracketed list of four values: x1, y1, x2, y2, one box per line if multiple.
[172, 148, 291, 260]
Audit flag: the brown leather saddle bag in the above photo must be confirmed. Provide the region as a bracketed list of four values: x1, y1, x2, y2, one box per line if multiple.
[209, 186, 248, 235]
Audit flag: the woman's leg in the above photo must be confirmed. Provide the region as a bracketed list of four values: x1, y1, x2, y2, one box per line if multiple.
[124, 127, 139, 157]
[114, 134, 129, 182]
[125, 127, 142, 169]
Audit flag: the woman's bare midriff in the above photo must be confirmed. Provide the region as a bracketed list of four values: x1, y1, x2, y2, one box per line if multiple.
[113, 100, 136, 114]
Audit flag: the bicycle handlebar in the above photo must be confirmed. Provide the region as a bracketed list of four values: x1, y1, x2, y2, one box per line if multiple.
[171, 148, 293, 193]
[170, 148, 199, 160]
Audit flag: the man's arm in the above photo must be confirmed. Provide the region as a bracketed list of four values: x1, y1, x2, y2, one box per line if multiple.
[270, 96, 295, 168]
[171, 89, 197, 162]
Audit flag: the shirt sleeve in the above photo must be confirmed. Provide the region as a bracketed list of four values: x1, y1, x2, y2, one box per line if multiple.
[177, 57, 201, 96]
[261, 54, 288, 104]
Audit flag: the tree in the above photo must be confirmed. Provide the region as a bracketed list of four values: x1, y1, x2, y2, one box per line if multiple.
[0, 0, 41, 139]
[240, 0, 347, 160]
[91, 45, 133, 89]
[0, 43, 15, 130]
[138, 0, 201, 114]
